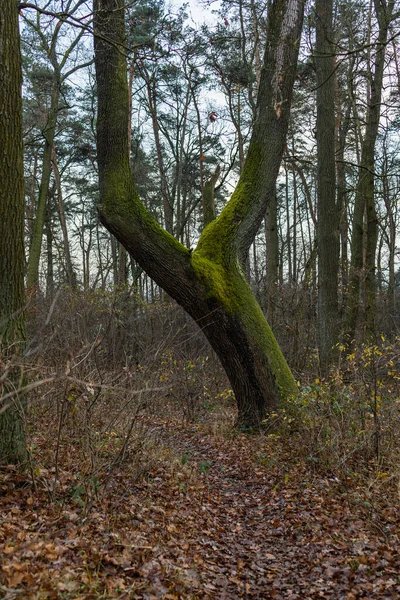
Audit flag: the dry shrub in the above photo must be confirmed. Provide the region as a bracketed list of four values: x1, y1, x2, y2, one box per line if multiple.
[258, 280, 318, 378]
[277, 338, 400, 505]
[20, 288, 229, 505]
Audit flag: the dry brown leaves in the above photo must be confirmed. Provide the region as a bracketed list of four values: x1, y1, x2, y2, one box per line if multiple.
[1, 419, 400, 599]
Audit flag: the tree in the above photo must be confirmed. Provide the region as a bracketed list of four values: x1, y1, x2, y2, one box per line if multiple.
[344, 0, 396, 344]
[0, 0, 26, 463]
[94, 0, 304, 427]
[315, 0, 339, 374]
[24, 0, 91, 289]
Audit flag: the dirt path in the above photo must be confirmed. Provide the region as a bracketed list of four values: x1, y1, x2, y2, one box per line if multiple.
[138, 424, 400, 599]
[1, 420, 399, 599]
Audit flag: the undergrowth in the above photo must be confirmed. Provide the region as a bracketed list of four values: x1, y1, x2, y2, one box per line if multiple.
[266, 338, 400, 507]
[2, 289, 400, 510]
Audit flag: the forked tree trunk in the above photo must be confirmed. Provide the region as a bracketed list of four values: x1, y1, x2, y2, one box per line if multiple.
[93, 0, 304, 426]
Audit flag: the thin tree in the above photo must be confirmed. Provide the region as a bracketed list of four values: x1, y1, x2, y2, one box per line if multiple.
[24, 0, 92, 289]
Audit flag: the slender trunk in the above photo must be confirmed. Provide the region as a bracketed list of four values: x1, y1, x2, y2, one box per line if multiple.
[174, 79, 191, 238]
[202, 166, 220, 228]
[191, 88, 205, 208]
[336, 60, 353, 313]
[51, 146, 76, 287]
[117, 245, 127, 286]
[85, 228, 93, 290]
[27, 73, 60, 289]
[292, 163, 298, 284]
[285, 167, 292, 282]
[265, 188, 279, 326]
[382, 156, 395, 314]
[143, 67, 173, 233]
[96, 224, 106, 290]
[26, 151, 39, 241]
[110, 235, 118, 287]
[315, 0, 339, 373]
[46, 191, 54, 297]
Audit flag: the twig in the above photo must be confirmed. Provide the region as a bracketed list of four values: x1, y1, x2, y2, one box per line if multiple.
[0, 583, 25, 595]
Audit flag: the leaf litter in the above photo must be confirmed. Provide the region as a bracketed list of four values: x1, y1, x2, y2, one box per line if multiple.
[1, 417, 399, 599]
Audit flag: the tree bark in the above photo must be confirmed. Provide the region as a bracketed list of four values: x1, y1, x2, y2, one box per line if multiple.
[0, 0, 26, 464]
[315, 0, 340, 374]
[45, 190, 54, 297]
[94, 0, 304, 426]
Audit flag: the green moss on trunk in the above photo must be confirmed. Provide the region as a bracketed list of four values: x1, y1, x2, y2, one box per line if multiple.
[94, 0, 302, 427]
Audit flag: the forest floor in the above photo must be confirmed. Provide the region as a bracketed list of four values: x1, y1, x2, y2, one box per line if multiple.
[1, 415, 400, 599]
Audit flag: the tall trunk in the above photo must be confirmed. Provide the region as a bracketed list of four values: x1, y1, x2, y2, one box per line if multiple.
[291, 161, 298, 284]
[173, 79, 191, 239]
[27, 73, 60, 289]
[117, 245, 128, 286]
[0, 0, 26, 464]
[142, 67, 173, 233]
[96, 224, 106, 290]
[94, 0, 304, 426]
[285, 166, 292, 282]
[26, 151, 39, 241]
[315, 0, 339, 374]
[382, 149, 396, 314]
[110, 234, 118, 287]
[191, 84, 205, 209]
[51, 146, 76, 287]
[45, 191, 54, 297]
[336, 58, 353, 311]
[265, 188, 279, 326]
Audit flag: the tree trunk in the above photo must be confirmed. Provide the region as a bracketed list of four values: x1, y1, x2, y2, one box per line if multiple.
[27, 73, 60, 289]
[46, 191, 54, 297]
[202, 166, 220, 228]
[51, 146, 77, 287]
[94, 0, 304, 426]
[382, 148, 396, 315]
[265, 189, 279, 326]
[142, 66, 174, 233]
[315, 0, 340, 374]
[0, 0, 26, 464]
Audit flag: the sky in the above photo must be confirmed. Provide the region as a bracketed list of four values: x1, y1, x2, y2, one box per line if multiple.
[175, 0, 220, 27]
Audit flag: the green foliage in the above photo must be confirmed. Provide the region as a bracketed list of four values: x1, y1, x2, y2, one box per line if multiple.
[199, 460, 212, 474]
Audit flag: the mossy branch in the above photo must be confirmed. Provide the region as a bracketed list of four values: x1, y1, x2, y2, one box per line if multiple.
[197, 0, 304, 265]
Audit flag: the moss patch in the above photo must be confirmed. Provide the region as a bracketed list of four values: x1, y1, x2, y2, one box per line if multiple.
[191, 250, 297, 400]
